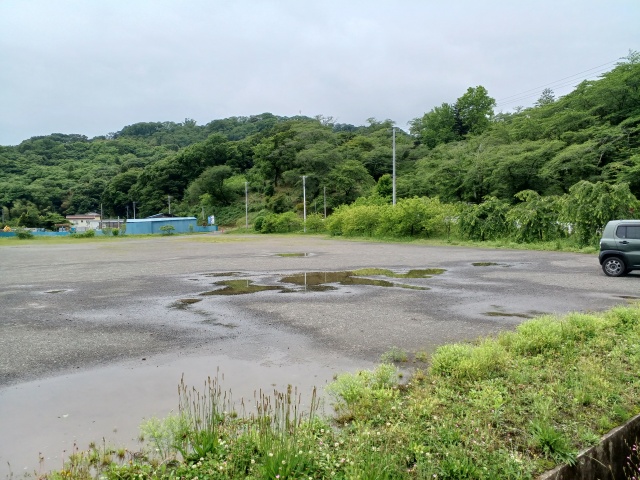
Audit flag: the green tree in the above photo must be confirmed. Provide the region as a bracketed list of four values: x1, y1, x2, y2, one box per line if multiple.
[175, 133, 236, 178]
[535, 88, 556, 107]
[325, 160, 375, 208]
[184, 165, 235, 206]
[411, 86, 495, 148]
[410, 103, 459, 148]
[101, 169, 141, 216]
[375, 174, 393, 200]
[506, 191, 565, 242]
[459, 196, 510, 241]
[454, 86, 496, 136]
[562, 181, 640, 246]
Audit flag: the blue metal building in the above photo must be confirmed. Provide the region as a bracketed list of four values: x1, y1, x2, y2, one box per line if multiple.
[124, 217, 198, 235]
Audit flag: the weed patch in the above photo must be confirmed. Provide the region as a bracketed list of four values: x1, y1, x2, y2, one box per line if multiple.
[40, 305, 640, 479]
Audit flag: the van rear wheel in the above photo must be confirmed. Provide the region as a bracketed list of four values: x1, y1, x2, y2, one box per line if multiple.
[602, 257, 626, 277]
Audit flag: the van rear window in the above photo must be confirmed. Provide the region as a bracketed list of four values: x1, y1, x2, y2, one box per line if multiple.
[616, 225, 640, 239]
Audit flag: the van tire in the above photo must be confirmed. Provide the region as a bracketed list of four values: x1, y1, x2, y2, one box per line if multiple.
[602, 257, 626, 277]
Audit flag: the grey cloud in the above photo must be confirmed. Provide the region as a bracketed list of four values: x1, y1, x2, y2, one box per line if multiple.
[0, 0, 638, 145]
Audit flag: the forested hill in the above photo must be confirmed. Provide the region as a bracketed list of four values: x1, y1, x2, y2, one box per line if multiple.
[1, 53, 638, 230]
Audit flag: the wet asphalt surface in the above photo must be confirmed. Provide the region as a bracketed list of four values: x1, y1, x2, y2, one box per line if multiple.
[1, 233, 639, 387]
[1, 234, 639, 474]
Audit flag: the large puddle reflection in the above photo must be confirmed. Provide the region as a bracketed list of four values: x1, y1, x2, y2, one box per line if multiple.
[199, 268, 445, 296]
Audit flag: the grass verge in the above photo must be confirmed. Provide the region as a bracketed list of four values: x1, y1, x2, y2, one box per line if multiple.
[37, 305, 640, 479]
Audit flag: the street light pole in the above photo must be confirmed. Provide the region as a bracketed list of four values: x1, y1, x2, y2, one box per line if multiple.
[133, 202, 136, 219]
[323, 186, 326, 219]
[392, 127, 396, 206]
[302, 175, 307, 233]
[168, 195, 171, 215]
[245, 181, 248, 230]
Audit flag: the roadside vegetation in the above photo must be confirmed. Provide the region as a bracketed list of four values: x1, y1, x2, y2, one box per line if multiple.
[1, 52, 638, 242]
[251, 179, 638, 250]
[38, 304, 640, 480]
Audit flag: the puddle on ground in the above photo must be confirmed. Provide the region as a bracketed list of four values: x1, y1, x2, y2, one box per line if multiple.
[170, 298, 203, 309]
[0, 352, 373, 478]
[350, 268, 445, 278]
[283, 271, 393, 287]
[45, 290, 67, 294]
[276, 252, 314, 257]
[200, 318, 238, 328]
[472, 262, 513, 267]
[196, 269, 443, 296]
[201, 279, 282, 296]
[618, 295, 640, 304]
[483, 309, 547, 319]
[483, 311, 533, 318]
[203, 272, 242, 277]
[280, 271, 429, 291]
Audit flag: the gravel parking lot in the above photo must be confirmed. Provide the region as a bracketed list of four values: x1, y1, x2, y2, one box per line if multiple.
[1, 234, 638, 475]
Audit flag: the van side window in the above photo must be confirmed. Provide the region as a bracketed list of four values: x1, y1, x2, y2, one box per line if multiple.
[626, 226, 640, 240]
[616, 226, 627, 238]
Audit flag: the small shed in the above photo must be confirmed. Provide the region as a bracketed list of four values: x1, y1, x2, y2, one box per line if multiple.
[124, 217, 198, 235]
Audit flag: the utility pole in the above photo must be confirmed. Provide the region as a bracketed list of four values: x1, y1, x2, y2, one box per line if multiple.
[168, 195, 171, 215]
[302, 175, 307, 233]
[392, 127, 396, 206]
[133, 202, 136, 219]
[100, 203, 103, 230]
[245, 181, 248, 230]
[324, 186, 326, 219]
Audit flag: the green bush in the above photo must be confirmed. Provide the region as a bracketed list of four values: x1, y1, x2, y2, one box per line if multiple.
[430, 339, 509, 381]
[260, 212, 302, 233]
[459, 196, 510, 241]
[304, 213, 325, 233]
[562, 180, 640, 246]
[507, 190, 566, 242]
[159, 225, 175, 235]
[41, 305, 640, 479]
[71, 229, 95, 238]
[326, 363, 399, 420]
[380, 346, 408, 363]
[16, 229, 34, 239]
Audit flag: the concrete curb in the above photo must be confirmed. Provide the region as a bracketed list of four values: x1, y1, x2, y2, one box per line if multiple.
[539, 412, 640, 480]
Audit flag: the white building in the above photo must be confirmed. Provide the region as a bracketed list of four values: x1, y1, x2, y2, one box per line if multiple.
[65, 213, 101, 232]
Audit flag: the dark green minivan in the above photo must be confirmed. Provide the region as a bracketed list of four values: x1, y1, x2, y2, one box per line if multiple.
[599, 220, 640, 276]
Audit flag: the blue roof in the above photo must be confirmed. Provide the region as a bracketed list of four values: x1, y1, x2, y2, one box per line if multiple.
[126, 217, 197, 223]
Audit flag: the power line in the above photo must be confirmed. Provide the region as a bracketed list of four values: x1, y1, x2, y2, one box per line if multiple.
[495, 60, 617, 102]
[496, 69, 611, 108]
[495, 59, 618, 109]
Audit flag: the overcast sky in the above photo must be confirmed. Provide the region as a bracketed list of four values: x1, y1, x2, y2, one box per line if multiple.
[0, 0, 637, 146]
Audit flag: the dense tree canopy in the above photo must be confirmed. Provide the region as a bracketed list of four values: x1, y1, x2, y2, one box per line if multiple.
[1, 54, 638, 232]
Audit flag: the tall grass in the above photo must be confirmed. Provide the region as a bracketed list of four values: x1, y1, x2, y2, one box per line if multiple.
[42, 304, 640, 479]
